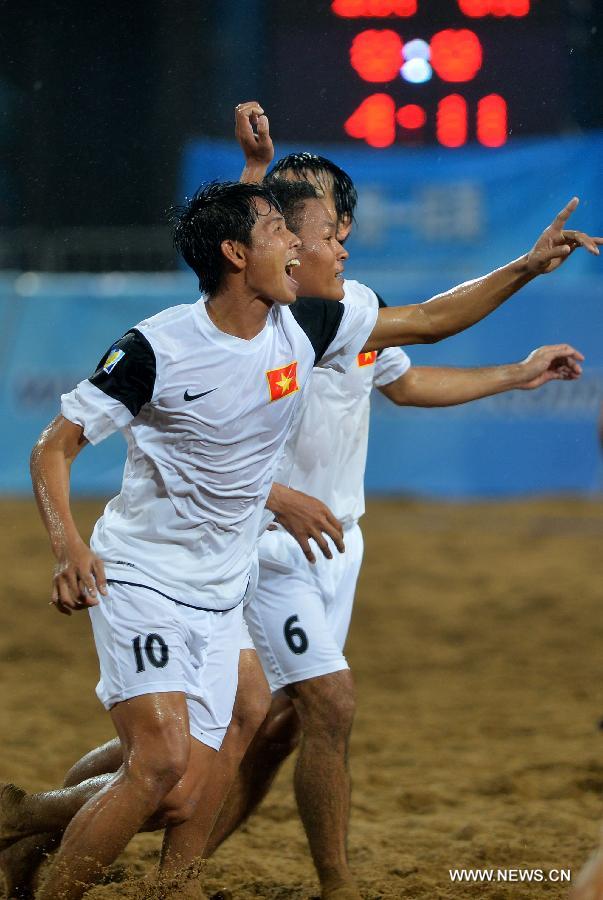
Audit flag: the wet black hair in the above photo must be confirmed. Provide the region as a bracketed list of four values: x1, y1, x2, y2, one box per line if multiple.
[264, 178, 319, 235]
[269, 152, 358, 225]
[170, 180, 281, 296]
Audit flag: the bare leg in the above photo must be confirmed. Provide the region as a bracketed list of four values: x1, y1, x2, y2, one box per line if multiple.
[158, 651, 271, 871]
[204, 690, 300, 855]
[0, 774, 121, 847]
[63, 739, 123, 786]
[0, 741, 122, 897]
[0, 832, 57, 899]
[37, 692, 193, 900]
[287, 669, 360, 900]
[0, 653, 268, 893]
[154, 737, 217, 874]
[194, 650, 270, 856]
[208, 668, 359, 898]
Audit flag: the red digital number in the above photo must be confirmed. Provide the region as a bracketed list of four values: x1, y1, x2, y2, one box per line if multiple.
[430, 29, 483, 82]
[350, 30, 404, 82]
[332, 0, 417, 16]
[477, 94, 507, 146]
[458, 0, 530, 15]
[436, 95, 468, 147]
[344, 94, 397, 147]
[346, 94, 507, 147]
[396, 104, 427, 129]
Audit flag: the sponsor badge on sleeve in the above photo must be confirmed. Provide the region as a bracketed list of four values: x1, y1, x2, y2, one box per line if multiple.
[103, 348, 125, 374]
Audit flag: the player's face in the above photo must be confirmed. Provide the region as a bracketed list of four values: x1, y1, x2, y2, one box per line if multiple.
[293, 198, 348, 301]
[245, 199, 302, 305]
[279, 169, 353, 243]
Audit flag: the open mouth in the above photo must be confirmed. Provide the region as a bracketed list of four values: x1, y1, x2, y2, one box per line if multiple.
[285, 257, 301, 288]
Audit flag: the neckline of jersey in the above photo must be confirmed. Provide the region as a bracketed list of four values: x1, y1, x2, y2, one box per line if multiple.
[194, 298, 273, 354]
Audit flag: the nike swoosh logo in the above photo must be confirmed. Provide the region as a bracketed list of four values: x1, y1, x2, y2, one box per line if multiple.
[183, 388, 218, 401]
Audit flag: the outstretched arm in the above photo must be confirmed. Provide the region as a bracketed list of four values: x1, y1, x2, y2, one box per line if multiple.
[30, 415, 107, 615]
[235, 101, 274, 184]
[363, 199, 602, 351]
[379, 344, 583, 407]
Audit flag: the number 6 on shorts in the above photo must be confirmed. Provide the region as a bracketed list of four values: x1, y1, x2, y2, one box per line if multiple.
[283, 614, 309, 655]
[132, 633, 169, 672]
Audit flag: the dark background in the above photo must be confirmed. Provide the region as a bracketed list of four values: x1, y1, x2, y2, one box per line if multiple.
[1, 0, 602, 229]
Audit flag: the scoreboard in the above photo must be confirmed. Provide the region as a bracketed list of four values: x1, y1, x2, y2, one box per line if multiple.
[266, 0, 570, 148]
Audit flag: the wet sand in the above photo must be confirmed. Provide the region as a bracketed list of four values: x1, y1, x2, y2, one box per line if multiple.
[1, 496, 602, 899]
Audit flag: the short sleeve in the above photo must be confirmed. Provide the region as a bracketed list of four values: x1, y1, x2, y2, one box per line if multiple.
[317, 301, 378, 372]
[291, 297, 377, 373]
[373, 345, 411, 387]
[60, 329, 156, 445]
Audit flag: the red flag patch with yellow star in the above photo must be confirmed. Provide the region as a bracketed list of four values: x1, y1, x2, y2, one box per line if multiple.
[357, 351, 377, 367]
[266, 361, 300, 402]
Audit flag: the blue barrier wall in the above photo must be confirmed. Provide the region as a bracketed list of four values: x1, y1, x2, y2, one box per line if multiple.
[1, 269, 601, 499]
[2, 132, 602, 497]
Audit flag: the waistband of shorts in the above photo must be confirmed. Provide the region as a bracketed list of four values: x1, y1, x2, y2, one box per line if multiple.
[106, 578, 246, 613]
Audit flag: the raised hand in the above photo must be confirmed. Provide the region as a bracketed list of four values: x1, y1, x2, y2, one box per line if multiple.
[517, 343, 584, 390]
[526, 197, 603, 275]
[235, 100, 274, 181]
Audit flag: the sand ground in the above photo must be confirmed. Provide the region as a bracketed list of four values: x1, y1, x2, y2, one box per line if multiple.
[1, 496, 602, 899]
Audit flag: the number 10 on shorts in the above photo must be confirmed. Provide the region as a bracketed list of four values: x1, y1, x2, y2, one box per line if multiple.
[132, 633, 169, 672]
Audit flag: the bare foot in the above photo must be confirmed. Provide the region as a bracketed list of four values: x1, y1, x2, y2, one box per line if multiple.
[572, 845, 603, 900]
[0, 785, 30, 852]
[0, 833, 55, 898]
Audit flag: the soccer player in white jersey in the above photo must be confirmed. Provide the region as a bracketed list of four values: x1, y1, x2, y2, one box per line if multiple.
[1, 172, 597, 900]
[22, 178, 421, 900]
[183, 105, 598, 900]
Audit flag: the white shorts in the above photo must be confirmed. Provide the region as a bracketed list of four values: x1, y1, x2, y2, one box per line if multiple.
[240, 616, 255, 652]
[244, 523, 363, 692]
[89, 581, 244, 751]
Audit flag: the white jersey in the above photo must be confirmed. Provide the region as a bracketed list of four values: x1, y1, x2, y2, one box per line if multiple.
[61, 296, 377, 611]
[271, 280, 410, 527]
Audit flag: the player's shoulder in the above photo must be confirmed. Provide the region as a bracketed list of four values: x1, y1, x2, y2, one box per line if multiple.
[134, 301, 201, 358]
[342, 279, 381, 310]
[136, 301, 197, 334]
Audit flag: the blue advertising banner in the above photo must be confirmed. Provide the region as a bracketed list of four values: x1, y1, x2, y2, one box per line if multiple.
[0, 273, 195, 495]
[1, 132, 602, 497]
[182, 131, 603, 283]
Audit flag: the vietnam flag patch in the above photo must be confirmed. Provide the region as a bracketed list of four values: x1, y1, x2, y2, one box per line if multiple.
[357, 350, 377, 367]
[266, 361, 300, 402]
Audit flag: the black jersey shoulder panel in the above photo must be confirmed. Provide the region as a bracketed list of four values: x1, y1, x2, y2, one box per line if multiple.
[89, 328, 156, 417]
[375, 293, 387, 353]
[290, 297, 345, 365]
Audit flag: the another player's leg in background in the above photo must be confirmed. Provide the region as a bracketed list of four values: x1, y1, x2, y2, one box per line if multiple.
[289, 671, 359, 900]
[204, 690, 301, 855]
[0, 743, 122, 897]
[207, 670, 360, 900]
[151, 650, 271, 872]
